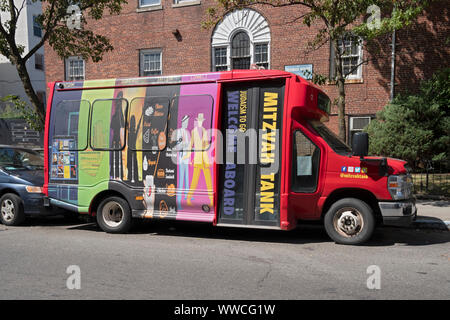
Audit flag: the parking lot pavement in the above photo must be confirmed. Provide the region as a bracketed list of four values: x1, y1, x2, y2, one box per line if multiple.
[415, 200, 450, 230]
[0, 216, 449, 300]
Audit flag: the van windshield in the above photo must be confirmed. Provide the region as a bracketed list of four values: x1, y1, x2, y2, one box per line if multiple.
[309, 121, 352, 155]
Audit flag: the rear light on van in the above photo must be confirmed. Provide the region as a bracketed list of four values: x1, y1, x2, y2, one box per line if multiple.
[387, 175, 412, 200]
[26, 186, 43, 193]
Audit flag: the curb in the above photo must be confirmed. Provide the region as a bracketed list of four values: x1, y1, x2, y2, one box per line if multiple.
[413, 219, 450, 231]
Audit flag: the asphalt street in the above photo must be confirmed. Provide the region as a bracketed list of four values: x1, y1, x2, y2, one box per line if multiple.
[0, 216, 449, 300]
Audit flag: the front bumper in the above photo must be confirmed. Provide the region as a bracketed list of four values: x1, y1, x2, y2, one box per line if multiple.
[379, 200, 417, 227]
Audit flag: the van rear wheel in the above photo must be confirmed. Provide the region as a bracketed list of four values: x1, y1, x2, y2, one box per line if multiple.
[324, 198, 375, 245]
[96, 196, 132, 234]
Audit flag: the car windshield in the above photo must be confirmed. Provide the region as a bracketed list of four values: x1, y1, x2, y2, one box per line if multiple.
[0, 147, 44, 170]
[309, 121, 352, 155]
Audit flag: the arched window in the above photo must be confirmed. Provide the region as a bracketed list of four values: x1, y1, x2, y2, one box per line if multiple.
[231, 31, 250, 69]
[211, 9, 271, 71]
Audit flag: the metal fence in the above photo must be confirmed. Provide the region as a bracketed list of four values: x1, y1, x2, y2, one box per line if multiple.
[0, 118, 43, 148]
[410, 160, 450, 197]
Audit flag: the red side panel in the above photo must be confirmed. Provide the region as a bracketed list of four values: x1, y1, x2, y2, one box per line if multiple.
[280, 77, 293, 230]
[212, 82, 223, 226]
[43, 82, 56, 196]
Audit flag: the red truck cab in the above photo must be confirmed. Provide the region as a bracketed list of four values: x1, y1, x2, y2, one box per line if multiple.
[285, 76, 416, 244]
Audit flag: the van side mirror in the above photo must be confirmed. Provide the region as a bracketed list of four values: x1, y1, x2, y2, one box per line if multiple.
[352, 132, 369, 158]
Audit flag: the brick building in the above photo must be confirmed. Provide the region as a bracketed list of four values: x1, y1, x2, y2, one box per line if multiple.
[44, 0, 449, 142]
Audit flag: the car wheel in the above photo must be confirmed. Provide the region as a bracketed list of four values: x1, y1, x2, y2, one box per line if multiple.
[0, 193, 25, 226]
[324, 198, 375, 245]
[96, 196, 132, 234]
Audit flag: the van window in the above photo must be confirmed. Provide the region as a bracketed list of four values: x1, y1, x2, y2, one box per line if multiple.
[53, 100, 90, 151]
[292, 130, 320, 193]
[128, 97, 170, 151]
[170, 95, 214, 152]
[90, 98, 128, 150]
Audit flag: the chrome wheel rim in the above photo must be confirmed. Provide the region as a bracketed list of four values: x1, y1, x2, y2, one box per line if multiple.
[333, 207, 364, 238]
[1, 199, 15, 222]
[102, 201, 124, 228]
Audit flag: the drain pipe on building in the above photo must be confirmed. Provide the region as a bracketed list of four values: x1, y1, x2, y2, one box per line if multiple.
[390, 27, 396, 102]
[390, 6, 397, 102]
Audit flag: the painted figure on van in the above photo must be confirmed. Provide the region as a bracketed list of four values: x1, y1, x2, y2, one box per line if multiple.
[187, 113, 213, 207]
[175, 115, 191, 209]
[110, 91, 125, 180]
[127, 114, 142, 183]
[143, 174, 155, 217]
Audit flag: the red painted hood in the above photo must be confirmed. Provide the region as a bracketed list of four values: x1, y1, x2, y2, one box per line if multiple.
[363, 157, 408, 175]
[385, 157, 409, 175]
[328, 155, 409, 177]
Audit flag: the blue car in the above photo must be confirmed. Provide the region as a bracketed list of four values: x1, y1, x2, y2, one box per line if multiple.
[0, 145, 57, 226]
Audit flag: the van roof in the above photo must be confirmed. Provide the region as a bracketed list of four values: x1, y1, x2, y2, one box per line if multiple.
[53, 70, 303, 91]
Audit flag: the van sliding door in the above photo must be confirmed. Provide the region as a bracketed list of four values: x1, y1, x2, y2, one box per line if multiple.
[218, 81, 284, 228]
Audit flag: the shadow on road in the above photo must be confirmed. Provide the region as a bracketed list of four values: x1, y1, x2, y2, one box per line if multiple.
[366, 226, 450, 247]
[9, 214, 449, 247]
[70, 218, 450, 247]
[20, 213, 93, 228]
[414, 216, 449, 230]
[71, 219, 332, 245]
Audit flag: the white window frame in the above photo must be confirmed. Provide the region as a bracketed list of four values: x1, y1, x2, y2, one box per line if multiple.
[213, 47, 228, 71]
[65, 56, 85, 81]
[349, 116, 372, 144]
[253, 42, 269, 69]
[211, 9, 271, 72]
[331, 37, 363, 80]
[140, 49, 162, 76]
[139, 0, 161, 7]
[212, 40, 270, 71]
[173, 0, 200, 4]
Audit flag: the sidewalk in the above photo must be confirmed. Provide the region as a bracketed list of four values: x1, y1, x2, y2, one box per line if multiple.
[414, 200, 450, 230]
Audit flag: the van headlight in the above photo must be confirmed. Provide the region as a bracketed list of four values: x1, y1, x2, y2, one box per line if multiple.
[388, 175, 413, 200]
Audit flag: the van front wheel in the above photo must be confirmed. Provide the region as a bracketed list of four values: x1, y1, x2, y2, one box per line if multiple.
[96, 196, 132, 234]
[324, 198, 375, 245]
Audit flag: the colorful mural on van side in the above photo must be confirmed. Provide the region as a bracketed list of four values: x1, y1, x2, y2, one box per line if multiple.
[48, 74, 219, 222]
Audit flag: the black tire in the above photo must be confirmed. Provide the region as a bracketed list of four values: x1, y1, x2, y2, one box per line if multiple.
[96, 196, 132, 234]
[324, 198, 375, 245]
[0, 193, 25, 226]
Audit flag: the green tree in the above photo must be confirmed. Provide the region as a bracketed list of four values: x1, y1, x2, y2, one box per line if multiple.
[205, 0, 432, 142]
[0, 94, 43, 131]
[0, 0, 127, 127]
[366, 68, 450, 168]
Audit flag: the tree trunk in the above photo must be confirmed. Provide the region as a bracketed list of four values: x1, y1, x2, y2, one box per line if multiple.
[332, 39, 347, 143]
[336, 76, 346, 143]
[14, 57, 46, 126]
